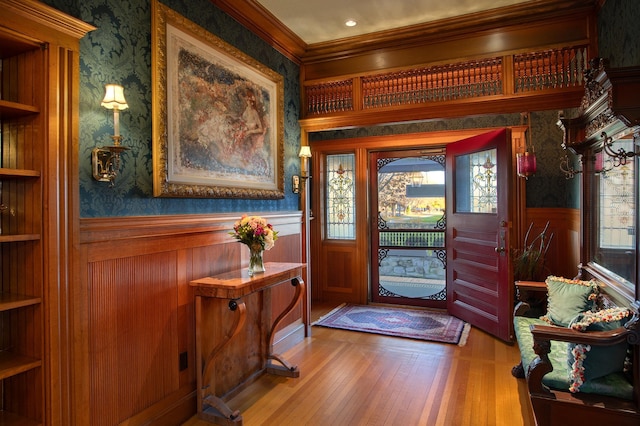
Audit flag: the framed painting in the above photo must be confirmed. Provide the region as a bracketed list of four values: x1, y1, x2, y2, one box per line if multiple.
[152, 0, 284, 198]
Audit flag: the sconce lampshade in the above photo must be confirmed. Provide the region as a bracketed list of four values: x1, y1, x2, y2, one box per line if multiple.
[298, 146, 312, 159]
[516, 151, 537, 178]
[101, 84, 129, 110]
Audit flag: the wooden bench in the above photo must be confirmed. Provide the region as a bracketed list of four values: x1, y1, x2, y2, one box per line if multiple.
[512, 280, 640, 426]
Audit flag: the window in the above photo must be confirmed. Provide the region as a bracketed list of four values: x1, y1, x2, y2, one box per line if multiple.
[326, 153, 356, 239]
[455, 148, 497, 214]
[590, 136, 637, 288]
[558, 59, 640, 301]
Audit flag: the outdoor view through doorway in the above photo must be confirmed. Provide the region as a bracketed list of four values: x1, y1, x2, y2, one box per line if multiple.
[370, 150, 447, 309]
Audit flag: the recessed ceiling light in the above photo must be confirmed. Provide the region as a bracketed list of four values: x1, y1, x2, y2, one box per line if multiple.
[345, 19, 357, 27]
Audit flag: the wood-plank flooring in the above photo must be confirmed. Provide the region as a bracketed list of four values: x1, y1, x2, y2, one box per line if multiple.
[183, 303, 535, 426]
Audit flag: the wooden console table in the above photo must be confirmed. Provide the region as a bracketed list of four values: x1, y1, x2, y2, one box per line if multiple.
[190, 262, 306, 425]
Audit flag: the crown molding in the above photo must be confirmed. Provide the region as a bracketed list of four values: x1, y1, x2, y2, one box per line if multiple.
[209, 0, 306, 64]
[2, 0, 96, 41]
[302, 0, 599, 63]
[210, 0, 598, 67]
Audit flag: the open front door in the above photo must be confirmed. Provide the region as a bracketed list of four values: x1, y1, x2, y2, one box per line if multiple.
[446, 129, 514, 342]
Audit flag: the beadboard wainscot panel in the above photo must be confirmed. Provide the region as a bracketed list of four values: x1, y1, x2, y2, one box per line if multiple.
[76, 212, 303, 425]
[525, 208, 580, 279]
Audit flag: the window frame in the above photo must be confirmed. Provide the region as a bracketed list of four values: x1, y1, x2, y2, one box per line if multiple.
[558, 58, 640, 304]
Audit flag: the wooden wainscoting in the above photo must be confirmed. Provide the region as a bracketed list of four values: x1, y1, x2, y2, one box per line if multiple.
[73, 212, 303, 425]
[525, 207, 580, 279]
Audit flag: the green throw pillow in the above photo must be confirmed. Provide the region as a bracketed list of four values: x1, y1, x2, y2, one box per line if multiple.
[567, 308, 632, 393]
[541, 276, 599, 327]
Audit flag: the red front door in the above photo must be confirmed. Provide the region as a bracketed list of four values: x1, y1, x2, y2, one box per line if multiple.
[446, 129, 514, 342]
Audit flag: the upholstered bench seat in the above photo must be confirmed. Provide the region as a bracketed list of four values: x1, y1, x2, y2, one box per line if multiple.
[513, 316, 634, 401]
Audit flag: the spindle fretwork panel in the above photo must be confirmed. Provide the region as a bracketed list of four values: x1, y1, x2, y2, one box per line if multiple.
[303, 45, 589, 119]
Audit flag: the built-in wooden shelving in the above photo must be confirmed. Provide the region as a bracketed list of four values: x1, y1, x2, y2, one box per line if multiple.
[0, 99, 39, 118]
[0, 168, 41, 178]
[0, 20, 44, 424]
[0, 293, 42, 311]
[0, 1, 93, 424]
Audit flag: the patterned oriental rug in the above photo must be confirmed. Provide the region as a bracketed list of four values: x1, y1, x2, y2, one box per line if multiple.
[313, 304, 470, 346]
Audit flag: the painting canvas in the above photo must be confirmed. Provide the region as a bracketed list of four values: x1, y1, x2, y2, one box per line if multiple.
[152, 1, 284, 198]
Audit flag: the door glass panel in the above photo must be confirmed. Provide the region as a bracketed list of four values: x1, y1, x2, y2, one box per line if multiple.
[590, 136, 636, 286]
[326, 153, 356, 240]
[455, 148, 497, 213]
[375, 155, 446, 303]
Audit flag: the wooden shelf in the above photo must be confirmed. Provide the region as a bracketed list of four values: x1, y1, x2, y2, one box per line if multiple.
[0, 351, 41, 381]
[0, 294, 41, 312]
[0, 25, 43, 60]
[0, 168, 40, 178]
[0, 100, 39, 119]
[0, 234, 40, 243]
[0, 410, 41, 426]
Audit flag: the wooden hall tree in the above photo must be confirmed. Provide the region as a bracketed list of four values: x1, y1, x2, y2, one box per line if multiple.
[0, 1, 94, 424]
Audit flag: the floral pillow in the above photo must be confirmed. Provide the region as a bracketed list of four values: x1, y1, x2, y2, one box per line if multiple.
[569, 307, 632, 332]
[540, 276, 599, 327]
[567, 307, 632, 393]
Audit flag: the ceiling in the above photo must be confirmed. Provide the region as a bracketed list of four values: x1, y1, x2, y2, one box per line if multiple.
[256, 0, 533, 44]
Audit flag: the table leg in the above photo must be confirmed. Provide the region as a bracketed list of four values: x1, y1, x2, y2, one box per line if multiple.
[266, 277, 304, 377]
[198, 298, 247, 425]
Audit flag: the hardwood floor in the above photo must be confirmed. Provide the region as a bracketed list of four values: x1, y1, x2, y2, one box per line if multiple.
[183, 303, 535, 426]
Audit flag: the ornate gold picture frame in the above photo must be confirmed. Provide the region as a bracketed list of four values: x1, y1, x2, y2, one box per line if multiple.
[152, 0, 284, 198]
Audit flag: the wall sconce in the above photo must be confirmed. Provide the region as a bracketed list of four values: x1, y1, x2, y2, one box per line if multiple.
[92, 84, 130, 186]
[293, 145, 312, 194]
[516, 112, 537, 179]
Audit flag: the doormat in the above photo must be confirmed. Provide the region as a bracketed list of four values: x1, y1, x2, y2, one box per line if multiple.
[313, 304, 470, 346]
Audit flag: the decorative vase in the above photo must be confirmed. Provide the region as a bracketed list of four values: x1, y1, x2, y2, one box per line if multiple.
[248, 243, 265, 276]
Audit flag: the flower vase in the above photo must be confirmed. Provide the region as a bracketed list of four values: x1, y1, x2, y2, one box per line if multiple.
[248, 244, 265, 276]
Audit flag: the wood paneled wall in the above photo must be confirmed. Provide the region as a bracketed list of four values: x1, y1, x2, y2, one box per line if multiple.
[73, 212, 303, 425]
[525, 207, 580, 279]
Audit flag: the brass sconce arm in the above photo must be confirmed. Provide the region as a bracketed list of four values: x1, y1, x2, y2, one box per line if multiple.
[559, 153, 582, 179]
[602, 131, 636, 167]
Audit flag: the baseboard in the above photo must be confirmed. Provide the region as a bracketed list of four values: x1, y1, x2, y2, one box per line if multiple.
[119, 386, 196, 426]
[273, 320, 306, 354]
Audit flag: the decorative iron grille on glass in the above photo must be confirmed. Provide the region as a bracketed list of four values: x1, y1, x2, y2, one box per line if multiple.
[376, 154, 447, 301]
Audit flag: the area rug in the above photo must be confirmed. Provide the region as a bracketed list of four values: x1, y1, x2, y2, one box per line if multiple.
[313, 304, 470, 346]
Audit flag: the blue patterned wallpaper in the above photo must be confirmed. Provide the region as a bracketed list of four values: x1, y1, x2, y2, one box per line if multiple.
[43, 0, 301, 217]
[42, 0, 635, 215]
[598, 0, 640, 68]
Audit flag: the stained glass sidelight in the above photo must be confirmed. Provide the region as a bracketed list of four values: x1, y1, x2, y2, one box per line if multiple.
[326, 153, 356, 239]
